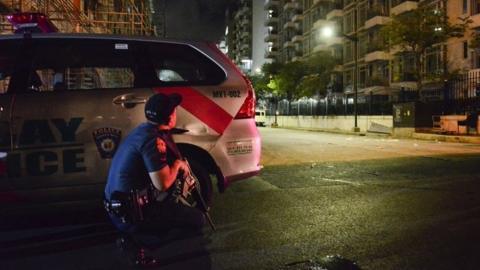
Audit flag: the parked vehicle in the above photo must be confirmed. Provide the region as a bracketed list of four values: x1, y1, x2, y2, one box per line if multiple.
[0, 33, 262, 211]
[255, 108, 266, 127]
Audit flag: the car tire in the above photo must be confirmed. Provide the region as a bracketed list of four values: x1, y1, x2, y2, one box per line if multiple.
[188, 159, 213, 207]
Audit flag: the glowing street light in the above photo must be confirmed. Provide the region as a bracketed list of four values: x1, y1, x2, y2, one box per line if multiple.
[321, 26, 334, 39]
[320, 25, 360, 132]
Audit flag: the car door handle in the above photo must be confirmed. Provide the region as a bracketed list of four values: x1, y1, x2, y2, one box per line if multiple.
[112, 94, 146, 108]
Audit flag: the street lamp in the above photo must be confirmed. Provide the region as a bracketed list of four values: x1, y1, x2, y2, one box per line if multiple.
[321, 25, 360, 132]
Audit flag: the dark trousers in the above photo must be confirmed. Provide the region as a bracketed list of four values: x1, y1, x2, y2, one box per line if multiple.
[140, 200, 206, 233]
[109, 200, 206, 235]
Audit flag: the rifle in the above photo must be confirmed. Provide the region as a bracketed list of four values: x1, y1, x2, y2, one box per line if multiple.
[175, 159, 216, 231]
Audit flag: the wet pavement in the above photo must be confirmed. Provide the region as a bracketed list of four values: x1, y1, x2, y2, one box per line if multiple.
[2, 127, 480, 269]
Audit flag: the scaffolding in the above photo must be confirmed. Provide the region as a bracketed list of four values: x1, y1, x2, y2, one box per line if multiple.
[0, 0, 153, 35]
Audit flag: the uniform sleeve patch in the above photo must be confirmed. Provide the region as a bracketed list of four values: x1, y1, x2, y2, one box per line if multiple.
[156, 138, 167, 154]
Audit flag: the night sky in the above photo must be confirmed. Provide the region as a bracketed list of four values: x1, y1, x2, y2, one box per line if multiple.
[160, 0, 234, 41]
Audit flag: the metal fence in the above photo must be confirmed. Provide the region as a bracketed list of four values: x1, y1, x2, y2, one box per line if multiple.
[262, 71, 480, 117]
[264, 97, 393, 116]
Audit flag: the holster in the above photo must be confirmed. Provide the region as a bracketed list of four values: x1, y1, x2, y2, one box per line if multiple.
[104, 191, 133, 224]
[104, 188, 154, 224]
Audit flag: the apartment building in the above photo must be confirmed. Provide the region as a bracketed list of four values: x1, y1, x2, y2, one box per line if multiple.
[447, 0, 480, 72]
[0, 0, 153, 35]
[264, 0, 303, 63]
[264, 0, 280, 61]
[264, 0, 480, 101]
[227, 0, 254, 73]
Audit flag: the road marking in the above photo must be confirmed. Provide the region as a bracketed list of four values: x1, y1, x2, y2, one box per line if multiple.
[319, 178, 362, 186]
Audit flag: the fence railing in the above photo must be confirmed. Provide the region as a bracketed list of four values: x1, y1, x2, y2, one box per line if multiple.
[264, 97, 393, 117]
[262, 71, 480, 117]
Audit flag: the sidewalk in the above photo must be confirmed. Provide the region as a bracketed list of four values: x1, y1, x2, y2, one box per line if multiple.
[267, 126, 480, 144]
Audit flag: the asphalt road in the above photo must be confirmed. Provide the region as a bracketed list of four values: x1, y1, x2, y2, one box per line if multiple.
[2, 128, 480, 270]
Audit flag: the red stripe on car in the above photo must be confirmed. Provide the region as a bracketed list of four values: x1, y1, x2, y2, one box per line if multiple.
[154, 87, 233, 134]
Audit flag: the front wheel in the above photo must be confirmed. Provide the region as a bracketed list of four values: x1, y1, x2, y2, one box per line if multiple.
[188, 159, 213, 207]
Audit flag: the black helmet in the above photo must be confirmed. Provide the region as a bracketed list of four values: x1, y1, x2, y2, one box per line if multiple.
[144, 93, 182, 124]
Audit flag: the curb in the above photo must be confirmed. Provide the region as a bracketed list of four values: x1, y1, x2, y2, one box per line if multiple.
[264, 126, 391, 137]
[412, 132, 480, 144]
[264, 126, 480, 144]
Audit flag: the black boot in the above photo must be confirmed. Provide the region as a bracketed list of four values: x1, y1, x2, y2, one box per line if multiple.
[116, 235, 160, 268]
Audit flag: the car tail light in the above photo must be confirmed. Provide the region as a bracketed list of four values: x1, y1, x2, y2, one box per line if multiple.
[235, 76, 256, 119]
[205, 43, 256, 119]
[7, 12, 58, 33]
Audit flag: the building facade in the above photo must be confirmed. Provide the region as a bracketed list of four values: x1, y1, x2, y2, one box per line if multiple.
[227, 0, 254, 73]
[0, 0, 153, 35]
[264, 0, 480, 102]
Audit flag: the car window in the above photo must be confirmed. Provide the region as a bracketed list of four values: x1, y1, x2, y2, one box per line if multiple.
[33, 67, 134, 91]
[1, 37, 226, 93]
[158, 69, 186, 82]
[147, 43, 226, 86]
[29, 38, 141, 91]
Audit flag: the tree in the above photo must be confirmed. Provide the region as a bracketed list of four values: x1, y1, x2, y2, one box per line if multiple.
[253, 52, 336, 101]
[247, 74, 269, 101]
[380, 4, 469, 97]
[299, 52, 336, 97]
[276, 61, 308, 100]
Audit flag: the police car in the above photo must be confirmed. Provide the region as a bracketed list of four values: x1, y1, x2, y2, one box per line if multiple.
[0, 31, 261, 211]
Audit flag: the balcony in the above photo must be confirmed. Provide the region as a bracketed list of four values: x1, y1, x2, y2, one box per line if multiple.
[292, 35, 304, 43]
[367, 4, 388, 19]
[314, 0, 336, 6]
[365, 50, 391, 63]
[283, 41, 294, 48]
[241, 31, 250, 39]
[240, 44, 250, 52]
[264, 31, 279, 42]
[326, 9, 343, 21]
[364, 16, 391, 29]
[240, 16, 250, 25]
[294, 2, 303, 12]
[238, 6, 250, 16]
[264, 0, 279, 10]
[313, 18, 328, 29]
[391, 1, 418, 16]
[283, 2, 295, 11]
[393, 72, 417, 83]
[292, 14, 303, 23]
[366, 76, 390, 87]
[326, 37, 343, 47]
[265, 49, 279, 58]
[471, 13, 480, 29]
[265, 16, 279, 26]
[313, 43, 328, 52]
[283, 21, 296, 30]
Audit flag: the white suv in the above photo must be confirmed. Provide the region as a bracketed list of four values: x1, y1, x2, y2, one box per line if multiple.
[0, 34, 261, 209]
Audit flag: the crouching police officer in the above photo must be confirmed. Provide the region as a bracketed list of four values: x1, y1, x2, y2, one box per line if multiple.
[104, 93, 206, 264]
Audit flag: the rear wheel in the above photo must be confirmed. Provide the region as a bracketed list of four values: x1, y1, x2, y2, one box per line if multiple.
[188, 159, 213, 207]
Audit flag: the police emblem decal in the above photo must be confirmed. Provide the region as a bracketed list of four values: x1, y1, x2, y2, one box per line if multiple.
[92, 128, 122, 159]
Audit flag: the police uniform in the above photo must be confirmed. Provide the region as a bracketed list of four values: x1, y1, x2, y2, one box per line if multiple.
[104, 93, 205, 234]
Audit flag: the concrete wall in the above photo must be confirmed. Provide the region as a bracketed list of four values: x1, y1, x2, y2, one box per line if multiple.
[265, 115, 393, 133]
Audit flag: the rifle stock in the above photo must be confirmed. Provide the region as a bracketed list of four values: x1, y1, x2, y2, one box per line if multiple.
[184, 159, 216, 231]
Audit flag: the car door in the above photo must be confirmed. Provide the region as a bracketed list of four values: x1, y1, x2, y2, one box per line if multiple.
[0, 37, 32, 209]
[0, 74, 13, 199]
[8, 37, 153, 207]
